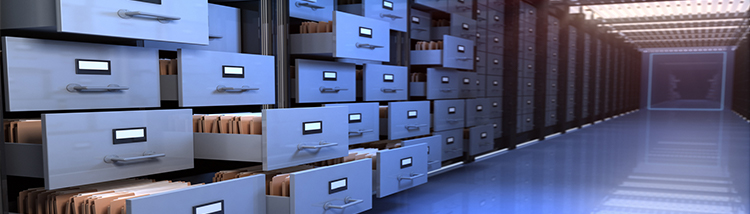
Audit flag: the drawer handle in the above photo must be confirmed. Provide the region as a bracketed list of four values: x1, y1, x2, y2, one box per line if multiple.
[398, 173, 425, 181]
[405, 124, 428, 130]
[381, 88, 405, 93]
[380, 13, 403, 20]
[320, 87, 349, 92]
[413, 28, 428, 32]
[455, 6, 471, 11]
[117, 9, 181, 23]
[66, 84, 129, 92]
[324, 197, 364, 210]
[356, 43, 385, 49]
[439, 88, 454, 92]
[455, 57, 471, 61]
[216, 85, 259, 92]
[104, 152, 165, 163]
[297, 141, 339, 150]
[349, 129, 374, 136]
[446, 119, 464, 123]
[295, 2, 325, 10]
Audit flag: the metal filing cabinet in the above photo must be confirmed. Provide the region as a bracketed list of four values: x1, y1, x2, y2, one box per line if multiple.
[337, 0, 408, 32]
[361, 64, 408, 101]
[430, 14, 476, 41]
[465, 124, 493, 156]
[2, 0, 209, 45]
[372, 143, 429, 198]
[486, 76, 503, 97]
[5, 109, 194, 190]
[290, 0, 335, 21]
[290, 11, 390, 62]
[435, 129, 464, 161]
[477, 28, 488, 52]
[402, 135, 443, 171]
[295, 59, 356, 103]
[3, 37, 160, 112]
[325, 103, 380, 145]
[458, 71, 478, 98]
[433, 99, 466, 132]
[411, 35, 475, 70]
[381, 101, 431, 140]
[410, 9, 432, 41]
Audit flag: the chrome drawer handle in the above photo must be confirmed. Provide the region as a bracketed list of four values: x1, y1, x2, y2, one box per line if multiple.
[455, 57, 472, 61]
[295, 2, 325, 10]
[398, 173, 425, 181]
[216, 85, 259, 92]
[413, 28, 428, 32]
[349, 129, 374, 136]
[440, 88, 454, 92]
[104, 152, 165, 163]
[117, 9, 180, 23]
[446, 119, 464, 123]
[67, 84, 129, 92]
[324, 197, 364, 210]
[356, 43, 384, 49]
[406, 124, 428, 130]
[381, 88, 405, 93]
[380, 13, 403, 20]
[298, 141, 338, 150]
[320, 87, 348, 92]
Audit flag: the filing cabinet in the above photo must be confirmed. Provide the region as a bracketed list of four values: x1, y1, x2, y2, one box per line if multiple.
[486, 75, 503, 97]
[266, 159, 373, 214]
[290, 11, 390, 62]
[448, 0, 475, 18]
[491, 118, 502, 139]
[290, 0, 334, 21]
[3, 37, 160, 112]
[465, 124, 494, 156]
[465, 98, 490, 127]
[430, 14, 476, 41]
[5, 109, 194, 190]
[325, 103, 380, 145]
[2, 0, 209, 45]
[411, 35, 475, 70]
[361, 64, 408, 101]
[477, 51, 488, 74]
[129, 174, 266, 214]
[381, 101, 431, 140]
[410, 9, 432, 41]
[476, 76, 487, 97]
[402, 135, 443, 171]
[517, 96, 534, 114]
[516, 114, 534, 133]
[435, 129, 464, 161]
[372, 143, 429, 198]
[338, 0, 408, 32]
[295, 59, 356, 103]
[458, 71, 478, 98]
[433, 99, 467, 132]
[488, 53, 503, 75]
[160, 49, 275, 107]
[488, 98, 502, 118]
[194, 106, 349, 171]
[143, 3, 241, 52]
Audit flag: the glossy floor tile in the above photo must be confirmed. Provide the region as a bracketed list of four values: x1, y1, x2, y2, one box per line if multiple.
[366, 110, 750, 214]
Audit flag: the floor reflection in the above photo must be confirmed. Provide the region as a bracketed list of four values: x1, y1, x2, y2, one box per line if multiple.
[365, 111, 750, 214]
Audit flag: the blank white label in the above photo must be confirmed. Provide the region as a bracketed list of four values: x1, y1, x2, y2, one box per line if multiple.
[493, 81, 499, 85]
[224, 67, 244, 75]
[462, 23, 469, 29]
[349, 114, 361, 121]
[195, 202, 222, 214]
[401, 158, 412, 166]
[447, 137, 454, 143]
[442, 77, 450, 82]
[324, 72, 337, 79]
[412, 16, 420, 23]
[304, 122, 322, 131]
[493, 102, 498, 107]
[330, 179, 347, 190]
[384, 74, 394, 81]
[448, 107, 456, 113]
[383, 1, 393, 8]
[408, 111, 418, 117]
[78, 61, 109, 70]
[458, 46, 465, 52]
[477, 105, 483, 111]
[115, 129, 145, 140]
[360, 28, 372, 36]
[481, 133, 487, 138]
[463, 78, 470, 84]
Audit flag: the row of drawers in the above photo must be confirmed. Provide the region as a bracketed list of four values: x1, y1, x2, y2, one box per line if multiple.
[292, 59, 408, 103]
[476, 29, 505, 54]
[476, 52, 504, 75]
[409, 68, 502, 99]
[411, 35, 475, 70]
[436, 124, 498, 160]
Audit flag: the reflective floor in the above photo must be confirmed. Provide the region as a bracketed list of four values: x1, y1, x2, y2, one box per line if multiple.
[366, 110, 750, 214]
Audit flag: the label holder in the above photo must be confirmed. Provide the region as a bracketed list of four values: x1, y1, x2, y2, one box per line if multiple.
[323, 71, 338, 81]
[112, 127, 147, 145]
[441, 76, 450, 83]
[303, 121, 323, 135]
[76, 59, 112, 75]
[329, 178, 348, 194]
[222, 66, 245, 78]
[400, 157, 413, 169]
[448, 107, 456, 114]
[382, 0, 394, 10]
[349, 113, 362, 123]
[407, 110, 418, 119]
[193, 200, 224, 214]
[383, 74, 395, 82]
[359, 27, 373, 38]
[457, 45, 465, 53]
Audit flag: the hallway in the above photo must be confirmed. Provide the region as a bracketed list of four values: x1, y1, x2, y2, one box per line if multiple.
[366, 111, 750, 214]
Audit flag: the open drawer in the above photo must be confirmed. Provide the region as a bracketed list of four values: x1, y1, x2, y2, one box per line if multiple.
[325, 103, 380, 145]
[193, 106, 349, 171]
[266, 159, 373, 214]
[142, 3, 241, 53]
[290, 0, 335, 21]
[402, 135, 442, 171]
[160, 49, 275, 107]
[411, 35, 475, 70]
[4, 109, 194, 190]
[372, 143, 428, 198]
[289, 11, 390, 62]
[337, 0, 408, 32]
[379, 101, 431, 140]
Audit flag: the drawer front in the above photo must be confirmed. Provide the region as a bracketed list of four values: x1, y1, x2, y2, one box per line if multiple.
[59, 0, 208, 44]
[435, 129, 464, 161]
[488, 31, 503, 54]
[388, 101, 431, 140]
[141, 3, 240, 52]
[448, 0, 474, 18]
[3, 37, 160, 112]
[566, 109, 575, 122]
[128, 174, 265, 214]
[414, 0, 448, 12]
[520, 40, 536, 60]
[476, 8, 489, 29]
[402, 135, 442, 171]
[546, 96, 558, 111]
[522, 114, 534, 132]
[363, 64, 408, 101]
[365, 0, 408, 32]
[545, 111, 558, 127]
[433, 99, 466, 132]
[442, 35, 475, 70]
[449, 14, 476, 40]
[326, 103, 379, 145]
[547, 80, 558, 95]
[521, 59, 535, 78]
[426, 68, 460, 99]
[43, 109, 193, 189]
[467, 125, 493, 156]
[517, 96, 534, 114]
[476, 28, 487, 52]
[290, 0, 334, 21]
[488, 0, 505, 11]
[263, 106, 349, 171]
[376, 143, 429, 197]
[291, 159, 372, 214]
[410, 9, 432, 41]
[465, 98, 490, 126]
[178, 49, 275, 107]
[520, 77, 535, 95]
[334, 11, 390, 61]
[476, 76, 486, 97]
[476, 51, 487, 74]
[488, 97, 502, 118]
[458, 72, 477, 98]
[295, 59, 356, 103]
[486, 75, 503, 97]
[488, 10, 504, 30]
[491, 118, 502, 139]
[547, 65, 559, 77]
[488, 53, 503, 75]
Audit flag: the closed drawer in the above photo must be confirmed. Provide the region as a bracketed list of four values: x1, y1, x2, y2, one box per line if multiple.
[547, 79, 558, 94]
[172, 49, 275, 107]
[488, 0, 505, 11]
[373, 143, 428, 198]
[517, 96, 534, 114]
[488, 31, 503, 53]
[435, 129, 464, 161]
[142, 3, 240, 52]
[517, 114, 534, 133]
[128, 174, 266, 214]
[448, 0, 474, 18]
[476, 8, 489, 29]
[486, 75, 503, 97]
[458, 72, 477, 98]
[466, 124, 494, 156]
[433, 99, 466, 132]
[476, 76, 486, 97]
[382, 101, 431, 140]
[267, 159, 373, 214]
[290, 0, 334, 21]
[3, 37, 160, 112]
[547, 65, 559, 77]
[410, 9, 432, 40]
[491, 118, 502, 139]
[488, 9, 505, 29]
[488, 53, 503, 75]
[411, 35, 474, 70]
[465, 98, 490, 127]
[362, 64, 408, 101]
[519, 77, 535, 95]
[520, 60, 535, 78]
[402, 135, 443, 171]
[476, 51, 488, 74]
[289, 12, 389, 61]
[566, 109, 576, 122]
[546, 96, 558, 111]
[520, 40, 536, 60]
[326, 103, 379, 145]
[476, 28, 488, 52]
[545, 111, 558, 127]
[6, 109, 193, 189]
[295, 59, 356, 103]
[425, 67, 460, 99]
[488, 97, 502, 118]
[3, 0, 208, 44]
